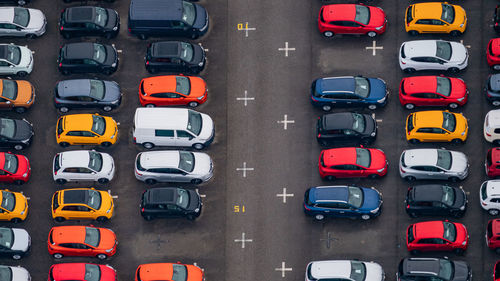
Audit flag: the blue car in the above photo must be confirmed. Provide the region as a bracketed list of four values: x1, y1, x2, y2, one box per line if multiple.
[303, 185, 383, 221]
[310, 76, 388, 111]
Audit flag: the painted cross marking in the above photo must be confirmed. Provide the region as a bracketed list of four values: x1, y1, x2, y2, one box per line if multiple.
[276, 188, 294, 203]
[460, 40, 471, 49]
[150, 234, 167, 250]
[320, 232, 338, 249]
[275, 262, 293, 278]
[234, 232, 253, 249]
[236, 162, 254, 178]
[365, 40, 383, 56]
[278, 42, 296, 57]
[277, 114, 295, 130]
[196, 188, 206, 198]
[108, 190, 118, 199]
[237, 22, 256, 37]
[236, 90, 255, 106]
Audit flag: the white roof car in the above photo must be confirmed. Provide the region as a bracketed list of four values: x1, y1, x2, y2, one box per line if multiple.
[0, 44, 32, 77]
[399, 149, 469, 181]
[0, 227, 30, 259]
[135, 150, 213, 184]
[0, 265, 30, 281]
[399, 40, 468, 73]
[53, 150, 115, 184]
[480, 180, 500, 215]
[306, 260, 384, 281]
[484, 109, 500, 144]
[0, 7, 46, 38]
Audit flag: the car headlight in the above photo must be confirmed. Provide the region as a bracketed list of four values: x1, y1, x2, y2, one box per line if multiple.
[370, 207, 380, 214]
[460, 23, 464, 28]
[197, 94, 205, 101]
[460, 205, 465, 211]
[462, 240, 467, 246]
[112, 26, 118, 31]
[111, 63, 117, 68]
[457, 97, 465, 102]
[377, 96, 386, 103]
[20, 211, 25, 215]
[198, 61, 204, 67]
[375, 25, 384, 31]
[106, 209, 111, 213]
[371, 132, 376, 137]
[22, 173, 27, 178]
[110, 135, 115, 139]
[105, 247, 114, 253]
[194, 208, 200, 213]
[377, 167, 385, 173]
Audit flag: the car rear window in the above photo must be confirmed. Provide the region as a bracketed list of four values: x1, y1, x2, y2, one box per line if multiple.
[54, 154, 61, 173]
[136, 154, 145, 171]
[52, 191, 59, 211]
[400, 80, 406, 96]
[406, 5, 413, 23]
[354, 5, 370, 25]
[407, 225, 415, 242]
[481, 182, 488, 201]
[57, 117, 64, 135]
[400, 44, 406, 58]
[407, 114, 414, 133]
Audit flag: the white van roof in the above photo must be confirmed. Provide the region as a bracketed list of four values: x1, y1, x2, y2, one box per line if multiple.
[134, 107, 195, 130]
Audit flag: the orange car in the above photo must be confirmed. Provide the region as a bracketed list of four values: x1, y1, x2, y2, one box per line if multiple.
[135, 263, 204, 281]
[48, 225, 117, 260]
[139, 75, 207, 108]
[0, 79, 35, 113]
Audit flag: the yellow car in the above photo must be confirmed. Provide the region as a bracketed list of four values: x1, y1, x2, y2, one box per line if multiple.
[405, 2, 467, 36]
[406, 110, 468, 144]
[0, 79, 35, 113]
[0, 189, 28, 223]
[56, 113, 118, 147]
[51, 188, 114, 222]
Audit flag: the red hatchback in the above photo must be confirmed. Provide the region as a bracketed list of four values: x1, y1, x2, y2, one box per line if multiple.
[318, 147, 388, 180]
[49, 263, 116, 281]
[494, 261, 500, 281]
[406, 220, 468, 254]
[488, 38, 500, 70]
[318, 4, 387, 38]
[0, 152, 30, 185]
[486, 219, 500, 253]
[399, 76, 468, 110]
[486, 148, 500, 178]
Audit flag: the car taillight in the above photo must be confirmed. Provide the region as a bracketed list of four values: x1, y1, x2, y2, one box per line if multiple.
[303, 203, 311, 211]
[482, 202, 487, 206]
[401, 61, 406, 64]
[54, 170, 57, 175]
[400, 167, 406, 173]
[406, 204, 410, 209]
[141, 208, 144, 212]
[487, 133, 492, 137]
[128, 28, 131, 33]
[146, 61, 149, 65]
[60, 26, 63, 31]
[133, 137, 136, 143]
[58, 63, 62, 67]
[317, 134, 321, 138]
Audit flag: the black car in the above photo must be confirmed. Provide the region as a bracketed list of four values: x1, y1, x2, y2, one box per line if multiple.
[0, 0, 30, 5]
[495, 6, 500, 33]
[0, 227, 30, 260]
[59, 6, 120, 39]
[145, 41, 205, 74]
[0, 117, 33, 150]
[54, 79, 122, 113]
[397, 257, 471, 281]
[316, 112, 376, 146]
[485, 74, 500, 106]
[405, 184, 467, 218]
[140, 187, 202, 221]
[64, 0, 112, 2]
[58, 42, 118, 75]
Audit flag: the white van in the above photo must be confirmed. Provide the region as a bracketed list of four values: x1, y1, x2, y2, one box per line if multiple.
[133, 108, 214, 149]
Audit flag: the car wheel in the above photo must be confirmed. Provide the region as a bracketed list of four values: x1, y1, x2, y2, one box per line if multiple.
[314, 214, 325, 221]
[448, 67, 460, 73]
[495, 139, 500, 146]
[96, 254, 108, 260]
[494, 65, 500, 71]
[451, 138, 463, 144]
[367, 104, 377, 110]
[13, 144, 24, 150]
[410, 250, 419, 255]
[12, 254, 21, 260]
[186, 214, 196, 220]
[360, 214, 371, 220]
[96, 216, 108, 222]
[10, 218, 21, 223]
[53, 253, 63, 259]
[409, 139, 420, 144]
[368, 174, 380, 179]
[191, 179, 203, 184]
[325, 175, 335, 181]
[403, 68, 416, 73]
[454, 248, 464, 255]
[98, 178, 109, 184]
[360, 138, 371, 146]
[58, 106, 69, 113]
[17, 0, 26, 5]
[405, 103, 415, 110]
[188, 101, 199, 108]
[366, 31, 377, 38]
[55, 217, 66, 222]
[62, 33, 71, 39]
[16, 71, 27, 77]
[101, 142, 112, 147]
[489, 209, 500, 216]
[145, 104, 155, 108]
[138, 34, 147, 40]
[14, 107, 26, 113]
[493, 100, 500, 106]
[448, 103, 459, 109]
[450, 30, 462, 37]
[61, 69, 70, 75]
[408, 30, 419, 36]
[56, 178, 67, 185]
[449, 176, 460, 182]
[322, 31, 334, 38]
[143, 142, 154, 149]
[408, 212, 418, 218]
[145, 179, 157, 185]
[147, 67, 157, 74]
[191, 33, 199, 40]
[143, 215, 153, 221]
[322, 104, 332, 111]
[14, 180, 24, 185]
[192, 143, 205, 150]
[25, 34, 36, 39]
[102, 105, 113, 112]
[404, 176, 416, 181]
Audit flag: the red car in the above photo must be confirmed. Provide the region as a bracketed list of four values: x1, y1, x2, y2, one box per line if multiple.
[486, 219, 500, 253]
[488, 38, 500, 70]
[318, 4, 387, 38]
[495, 261, 500, 281]
[0, 152, 30, 185]
[486, 148, 500, 178]
[48, 226, 117, 259]
[318, 147, 388, 180]
[399, 76, 468, 110]
[406, 220, 468, 254]
[49, 263, 116, 281]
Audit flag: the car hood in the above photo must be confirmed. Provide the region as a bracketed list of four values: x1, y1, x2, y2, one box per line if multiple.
[367, 78, 387, 100]
[18, 46, 32, 68]
[198, 113, 214, 140]
[187, 189, 201, 211]
[360, 188, 382, 212]
[11, 228, 30, 252]
[367, 7, 386, 28]
[100, 265, 117, 281]
[11, 266, 30, 281]
[98, 228, 116, 250]
[363, 115, 377, 137]
[13, 119, 33, 141]
[191, 152, 212, 176]
[450, 151, 468, 173]
[452, 261, 470, 281]
[449, 78, 467, 99]
[364, 262, 384, 281]
[104, 9, 119, 30]
[102, 81, 121, 102]
[104, 45, 118, 67]
[192, 3, 208, 29]
[26, 8, 45, 31]
[452, 187, 467, 210]
[101, 152, 115, 175]
[191, 43, 205, 66]
[369, 149, 387, 169]
[189, 76, 207, 98]
[449, 42, 468, 63]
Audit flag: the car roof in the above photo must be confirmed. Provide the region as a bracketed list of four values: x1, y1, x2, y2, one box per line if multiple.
[491, 148, 500, 163]
[62, 114, 94, 132]
[129, 0, 182, 21]
[151, 41, 183, 58]
[317, 76, 355, 93]
[51, 226, 86, 244]
[412, 2, 443, 20]
[322, 147, 358, 166]
[321, 112, 354, 130]
[309, 260, 352, 279]
[412, 185, 445, 202]
[139, 151, 180, 169]
[141, 75, 178, 94]
[403, 40, 437, 58]
[412, 111, 445, 128]
[57, 79, 93, 98]
[51, 263, 87, 280]
[63, 42, 95, 60]
[0, 7, 14, 23]
[403, 76, 437, 94]
[403, 149, 438, 167]
[489, 74, 500, 91]
[138, 263, 174, 280]
[486, 180, 500, 198]
[413, 221, 444, 239]
[145, 187, 177, 204]
[321, 4, 356, 22]
[62, 189, 88, 204]
[487, 109, 500, 128]
[402, 258, 441, 276]
[492, 219, 500, 235]
[66, 6, 95, 22]
[134, 108, 190, 130]
[311, 186, 349, 203]
[491, 38, 500, 56]
[60, 150, 91, 167]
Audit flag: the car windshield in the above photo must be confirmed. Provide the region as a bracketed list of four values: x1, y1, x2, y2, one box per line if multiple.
[187, 110, 202, 136]
[351, 113, 366, 133]
[442, 221, 457, 242]
[84, 227, 100, 247]
[6, 45, 21, 65]
[348, 186, 364, 209]
[87, 189, 102, 210]
[436, 41, 452, 61]
[355, 148, 371, 168]
[0, 266, 12, 281]
[442, 111, 456, 132]
[91, 115, 106, 135]
[172, 264, 188, 281]
[176, 188, 190, 209]
[441, 4, 455, 24]
[436, 77, 451, 97]
[0, 228, 13, 249]
[180, 42, 194, 62]
[89, 80, 105, 100]
[13, 8, 29, 27]
[441, 185, 455, 206]
[92, 44, 107, 64]
[438, 259, 454, 281]
[176, 76, 191, 96]
[436, 149, 452, 170]
[0, 118, 15, 138]
[354, 5, 370, 25]
[94, 7, 108, 27]
[3, 153, 17, 174]
[1, 80, 17, 100]
[88, 151, 103, 172]
[181, 1, 196, 26]
[0, 191, 14, 211]
[178, 151, 195, 172]
[84, 264, 101, 281]
[354, 77, 370, 98]
[350, 261, 367, 281]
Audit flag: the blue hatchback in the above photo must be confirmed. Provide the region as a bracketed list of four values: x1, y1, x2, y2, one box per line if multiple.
[310, 76, 388, 111]
[303, 185, 383, 221]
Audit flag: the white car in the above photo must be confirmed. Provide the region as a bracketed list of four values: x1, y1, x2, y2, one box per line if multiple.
[53, 150, 115, 184]
[399, 149, 469, 181]
[399, 40, 468, 73]
[0, 227, 30, 260]
[306, 260, 384, 281]
[484, 109, 500, 144]
[0, 265, 30, 281]
[135, 150, 213, 185]
[0, 44, 32, 77]
[480, 180, 500, 215]
[0, 7, 46, 38]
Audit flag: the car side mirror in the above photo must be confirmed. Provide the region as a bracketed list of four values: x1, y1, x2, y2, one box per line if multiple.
[9, 65, 13, 68]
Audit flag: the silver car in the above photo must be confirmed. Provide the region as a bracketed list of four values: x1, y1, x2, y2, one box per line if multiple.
[0, 7, 46, 38]
[135, 150, 213, 184]
[0, 44, 33, 76]
[399, 148, 469, 182]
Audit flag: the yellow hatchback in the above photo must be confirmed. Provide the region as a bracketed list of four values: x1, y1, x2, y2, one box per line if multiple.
[0, 189, 28, 223]
[56, 113, 118, 147]
[51, 188, 114, 222]
[405, 2, 467, 36]
[406, 110, 468, 144]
